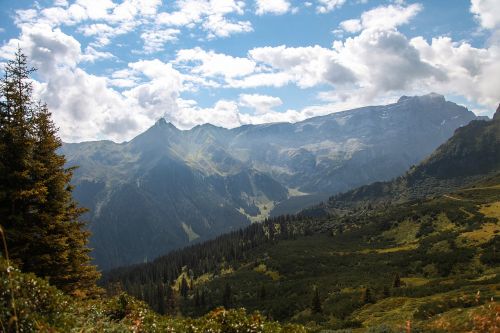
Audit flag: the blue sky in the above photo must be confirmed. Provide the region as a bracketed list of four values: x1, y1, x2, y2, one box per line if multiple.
[0, 0, 499, 142]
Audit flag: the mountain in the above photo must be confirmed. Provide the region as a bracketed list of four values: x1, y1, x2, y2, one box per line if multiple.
[313, 102, 500, 212]
[102, 105, 500, 331]
[61, 93, 476, 269]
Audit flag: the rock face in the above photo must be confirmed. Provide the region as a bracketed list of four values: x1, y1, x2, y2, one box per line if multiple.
[61, 93, 477, 270]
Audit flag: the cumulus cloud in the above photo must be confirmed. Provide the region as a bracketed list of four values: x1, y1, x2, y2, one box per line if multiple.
[239, 93, 283, 114]
[225, 45, 356, 89]
[411, 36, 500, 109]
[156, 0, 252, 39]
[470, 0, 500, 29]
[2, 0, 500, 141]
[0, 22, 184, 142]
[175, 47, 256, 79]
[339, 3, 422, 33]
[140, 28, 180, 53]
[255, 0, 291, 15]
[316, 0, 346, 13]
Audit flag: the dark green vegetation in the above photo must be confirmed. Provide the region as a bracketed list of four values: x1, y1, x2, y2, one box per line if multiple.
[0, 49, 100, 298]
[103, 176, 500, 331]
[103, 109, 500, 332]
[62, 93, 476, 269]
[0, 258, 306, 332]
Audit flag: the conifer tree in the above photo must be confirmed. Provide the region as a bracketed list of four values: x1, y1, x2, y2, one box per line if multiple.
[312, 287, 322, 313]
[393, 272, 401, 288]
[222, 282, 232, 308]
[180, 276, 189, 298]
[0, 48, 100, 297]
[259, 284, 266, 300]
[361, 287, 373, 304]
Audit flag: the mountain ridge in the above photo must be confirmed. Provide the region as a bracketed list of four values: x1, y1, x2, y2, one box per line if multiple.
[61, 93, 477, 269]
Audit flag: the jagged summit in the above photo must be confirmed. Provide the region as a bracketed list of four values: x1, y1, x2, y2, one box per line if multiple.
[494, 103, 500, 120]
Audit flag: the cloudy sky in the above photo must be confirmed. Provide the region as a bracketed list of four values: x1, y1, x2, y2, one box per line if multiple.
[0, 0, 499, 142]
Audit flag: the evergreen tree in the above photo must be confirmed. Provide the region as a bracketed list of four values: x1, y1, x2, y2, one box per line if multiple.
[222, 282, 231, 308]
[361, 287, 373, 304]
[312, 287, 322, 313]
[0, 48, 100, 297]
[165, 285, 176, 315]
[194, 289, 200, 307]
[393, 272, 401, 288]
[200, 289, 206, 308]
[180, 276, 189, 298]
[259, 284, 266, 300]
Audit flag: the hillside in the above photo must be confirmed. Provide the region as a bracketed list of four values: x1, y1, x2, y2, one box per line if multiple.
[104, 172, 500, 332]
[61, 94, 476, 269]
[102, 107, 500, 332]
[313, 104, 500, 213]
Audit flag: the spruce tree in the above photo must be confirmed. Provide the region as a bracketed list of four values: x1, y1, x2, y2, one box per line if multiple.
[361, 287, 373, 304]
[180, 276, 189, 298]
[222, 282, 231, 308]
[0, 48, 100, 297]
[312, 287, 322, 313]
[393, 272, 401, 288]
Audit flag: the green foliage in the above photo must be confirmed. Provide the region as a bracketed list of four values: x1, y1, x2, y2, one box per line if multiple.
[0, 48, 100, 297]
[103, 175, 500, 331]
[0, 258, 308, 332]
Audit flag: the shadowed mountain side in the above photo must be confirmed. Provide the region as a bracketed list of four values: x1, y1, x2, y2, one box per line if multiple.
[62, 93, 477, 269]
[310, 104, 500, 213]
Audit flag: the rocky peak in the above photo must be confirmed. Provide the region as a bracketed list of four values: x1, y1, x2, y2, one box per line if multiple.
[494, 104, 500, 120]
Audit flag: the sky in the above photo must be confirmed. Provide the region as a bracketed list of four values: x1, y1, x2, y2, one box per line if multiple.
[0, 0, 499, 142]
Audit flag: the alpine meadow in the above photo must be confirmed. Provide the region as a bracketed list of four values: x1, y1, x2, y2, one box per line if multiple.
[0, 1, 499, 332]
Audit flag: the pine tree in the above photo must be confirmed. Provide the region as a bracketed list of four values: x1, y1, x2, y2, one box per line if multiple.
[393, 272, 401, 288]
[312, 287, 322, 313]
[0, 48, 100, 297]
[259, 284, 266, 300]
[180, 276, 189, 298]
[222, 282, 231, 308]
[361, 287, 373, 304]
[166, 284, 176, 315]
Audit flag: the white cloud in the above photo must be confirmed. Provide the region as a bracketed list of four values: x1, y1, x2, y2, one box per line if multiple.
[80, 46, 114, 62]
[339, 3, 422, 33]
[156, 0, 252, 39]
[411, 36, 500, 110]
[316, 0, 346, 13]
[470, 0, 500, 29]
[339, 19, 362, 33]
[238, 93, 283, 114]
[0, 23, 185, 142]
[244, 45, 356, 88]
[140, 28, 180, 53]
[175, 47, 256, 79]
[255, 0, 291, 15]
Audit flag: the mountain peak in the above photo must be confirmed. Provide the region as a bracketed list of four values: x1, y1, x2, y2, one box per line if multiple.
[155, 118, 178, 130]
[397, 92, 445, 104]
[494, 104, 500, 120]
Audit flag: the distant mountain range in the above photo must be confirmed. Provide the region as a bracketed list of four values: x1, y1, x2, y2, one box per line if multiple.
[61, 93, 477, 270]
[102, 102, 500, 330]
[311, 103, 500, 213]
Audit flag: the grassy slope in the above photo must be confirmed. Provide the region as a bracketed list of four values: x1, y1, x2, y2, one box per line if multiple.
[177, 177, 500, 332]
